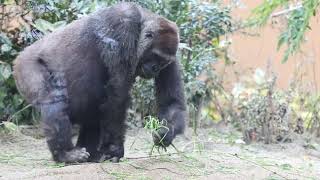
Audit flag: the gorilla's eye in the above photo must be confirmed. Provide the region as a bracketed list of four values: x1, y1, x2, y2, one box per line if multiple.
[145, 31, 154, 38]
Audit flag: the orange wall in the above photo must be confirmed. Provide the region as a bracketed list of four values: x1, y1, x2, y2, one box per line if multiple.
[220, 0, 320, 91]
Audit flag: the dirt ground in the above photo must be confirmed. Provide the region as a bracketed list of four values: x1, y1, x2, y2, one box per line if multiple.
[0, 126, 319, 180]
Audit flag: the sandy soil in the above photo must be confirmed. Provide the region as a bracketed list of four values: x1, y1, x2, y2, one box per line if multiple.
[0, 127, 319, 180]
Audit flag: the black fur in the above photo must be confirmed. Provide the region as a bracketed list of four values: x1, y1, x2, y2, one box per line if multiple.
[13, 2, 187, 163]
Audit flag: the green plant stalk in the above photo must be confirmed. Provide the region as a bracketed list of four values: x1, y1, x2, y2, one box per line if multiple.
[7, 104, 32, 122]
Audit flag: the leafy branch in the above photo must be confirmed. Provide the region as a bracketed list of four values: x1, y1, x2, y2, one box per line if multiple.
[248, 0, 320, 62]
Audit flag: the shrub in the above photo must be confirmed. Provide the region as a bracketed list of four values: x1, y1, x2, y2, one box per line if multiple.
[0, 0, 232, 127]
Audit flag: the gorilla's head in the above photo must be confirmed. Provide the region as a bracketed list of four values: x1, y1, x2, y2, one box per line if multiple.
[136, 17, 179, 79]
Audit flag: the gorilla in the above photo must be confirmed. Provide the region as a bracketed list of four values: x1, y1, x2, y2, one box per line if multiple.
[13, 2, 186, 163]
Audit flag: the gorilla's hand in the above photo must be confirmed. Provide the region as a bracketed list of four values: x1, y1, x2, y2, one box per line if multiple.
[153, 107, 186, 147]
[152, 126, 173, 147]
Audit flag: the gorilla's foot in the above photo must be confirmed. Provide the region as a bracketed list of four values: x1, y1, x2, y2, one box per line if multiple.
[86, 152, 103, 162]
[96, 153, 121, 163]
[97, 143, 124, 163]
[55, 147, 90, 163]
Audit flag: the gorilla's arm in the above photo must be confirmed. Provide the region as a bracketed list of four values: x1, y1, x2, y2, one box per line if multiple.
[154, 61, 187, 146]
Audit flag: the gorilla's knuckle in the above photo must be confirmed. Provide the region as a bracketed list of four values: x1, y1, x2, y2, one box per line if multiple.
[152, 126, 174, 147]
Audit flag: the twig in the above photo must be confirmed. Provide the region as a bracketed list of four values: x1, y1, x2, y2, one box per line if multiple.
[99, 164, 110, 173]
[129, 128, 141, 150]
[126, 152, 183, 160]
[149, 144, 155, 155]
[272, 3, 303, 17]
[231, 153, 290, 180]
[128, 163, 185, 176]
[7, 104, 32, 122]
[233, 152, 315, 179]
[170, 143, 181, 153]
[100, 161, 186, 177]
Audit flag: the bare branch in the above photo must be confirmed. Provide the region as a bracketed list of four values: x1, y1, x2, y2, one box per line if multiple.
[272, 3, 303, 18]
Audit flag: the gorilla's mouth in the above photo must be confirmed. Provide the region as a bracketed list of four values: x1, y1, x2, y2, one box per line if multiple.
[139, 60, 173, 79]
[141, 67, 157, 79]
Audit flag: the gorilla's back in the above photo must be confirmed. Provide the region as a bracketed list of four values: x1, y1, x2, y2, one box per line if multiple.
[13, 14, 108, 117]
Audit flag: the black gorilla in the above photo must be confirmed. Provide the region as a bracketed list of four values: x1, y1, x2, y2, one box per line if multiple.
[13, 2, 186, 163]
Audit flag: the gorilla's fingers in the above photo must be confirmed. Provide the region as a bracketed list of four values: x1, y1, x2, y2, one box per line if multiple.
[110, 157, 120, 163]
[59, 147, 90, 163]
[152, 126, 174, 147]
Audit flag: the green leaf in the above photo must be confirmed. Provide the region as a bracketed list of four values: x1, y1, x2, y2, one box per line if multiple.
[1, 44, 12, 53]
[277, 33, 287, 50]
[0, 64, 12, 80]
[52, 21, 67, 29]
[33, 19, 55, 34]
[0, 33, 12, 45]
[2, 121, 18, 132]
[280, 163, 293, 170]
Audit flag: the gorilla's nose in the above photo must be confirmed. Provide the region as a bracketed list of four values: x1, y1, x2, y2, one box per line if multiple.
[151, 64, 160, 72]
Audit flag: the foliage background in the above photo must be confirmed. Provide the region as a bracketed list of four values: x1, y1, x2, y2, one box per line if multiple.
[1, 0, 319, 143]
[0, 0, 232, 127]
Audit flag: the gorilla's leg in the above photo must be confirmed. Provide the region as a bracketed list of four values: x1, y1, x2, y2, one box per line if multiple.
[97, 77, 131, 162]
[97, 105, 127, 162]
[39, 72, 89, 163]
[14, 59, 89, 163]
[76, 120, 102, 162]
[97, 100, 129, 162]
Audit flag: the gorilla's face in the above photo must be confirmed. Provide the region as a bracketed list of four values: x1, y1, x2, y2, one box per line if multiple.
[136, 18, 179, 79]
[138, 49, 174, 79]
